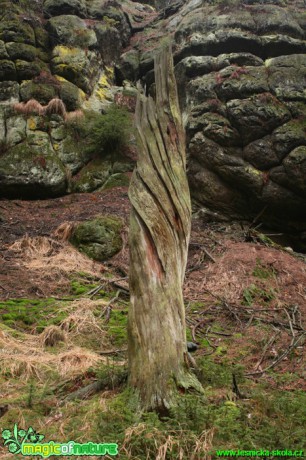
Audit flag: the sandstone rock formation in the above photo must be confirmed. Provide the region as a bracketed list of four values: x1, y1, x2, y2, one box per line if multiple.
[1, 0, 306, 240]
[118, 0, 306, 235]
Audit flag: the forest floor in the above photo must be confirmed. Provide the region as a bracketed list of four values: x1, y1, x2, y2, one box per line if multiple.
[0, 187, 305, 459]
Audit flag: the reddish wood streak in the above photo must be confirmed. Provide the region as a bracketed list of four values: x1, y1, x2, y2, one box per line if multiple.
[144, 230, 163, 280]
[167, 122, 178, 145]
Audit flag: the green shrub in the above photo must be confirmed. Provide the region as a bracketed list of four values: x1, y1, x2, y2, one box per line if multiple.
[66, 105, 131, 159]
[92, 105, 130, 153]
[83, 105, 131, 157]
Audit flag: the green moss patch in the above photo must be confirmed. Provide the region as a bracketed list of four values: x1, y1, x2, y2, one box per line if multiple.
[0, 298, 67, 332]
[107, 308, 128, 347]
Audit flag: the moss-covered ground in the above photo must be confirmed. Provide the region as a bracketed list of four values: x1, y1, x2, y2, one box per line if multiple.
[0, 273, 305, 459]
[0, 196, 305, 458]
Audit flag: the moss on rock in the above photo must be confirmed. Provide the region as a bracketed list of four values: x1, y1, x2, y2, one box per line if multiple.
[0, 59, 16, 80]
[43, 0, 87, 18]
[15, 59, 46, 81]
[0, 81, 19, 102]
[71, 158, 112, 193]
[51, 45, 98, 93]
[58, 78, 83, 110]
[0, 40, 9, 59]
[6, 42, 37, 61]
[47, 15, 97, 49]
[70, 216, 123, 261]
[0, 141, 67, 198]
[20, 81, 58, 104]
[0, 15, 35, 45]
[100, 173, 130, 190]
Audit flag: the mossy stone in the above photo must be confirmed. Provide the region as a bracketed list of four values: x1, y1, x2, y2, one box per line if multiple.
[0, 15, 35, 45]
[0, 81, 19, 102]
[0, 141, 67, 198]
[43, 0, 87, 18]
[47, 15, 97, 49]
[59, 134, 85, 174]
[71, 158, 112, 193]
[70, 216, 123, 261]
[0, 40, 9, 59]
[94, 24, 122, 64]
[6, 42, 37, 61]
[20, 81, 58, 104]
[0, 59, 16, 80]
[15, 60, 45, 81]
[33, 25, 50, 50]
[116, 49, 140, 83]
[59, 79, 82, 111]
[6, 115, 27, 145]
[51, 46, 98, 93]
[100, 173, 130, 190]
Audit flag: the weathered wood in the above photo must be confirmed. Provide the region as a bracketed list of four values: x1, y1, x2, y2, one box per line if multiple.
[128, 47, 203, 412]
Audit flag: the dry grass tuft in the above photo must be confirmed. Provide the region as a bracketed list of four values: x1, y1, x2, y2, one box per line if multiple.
[57, 347, 102, 377]
[122, 424, 214, 460]
[40, 325, 67, 347]
[9, 235, 62, 258]
[45, 98, 67, 118]
[9, 236, 102, 280]
[14, 99, 45, 116]
[8, 359, 46, 381]
[53, 222, 75, 241]
[65, 109, 84, 122]
[60, 299, 107, 336]
[12, 98, 88, 124]
[0, 323, 106, 381]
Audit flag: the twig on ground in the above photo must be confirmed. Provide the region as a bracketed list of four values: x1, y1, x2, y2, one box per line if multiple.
[246, 332, 306, 377]
[202, 288, 242, 325]
[284, 308, 295, 338]
[101, 290, 121, 323]
[189, 243, 216, 263]
[254, 332, 280, 371]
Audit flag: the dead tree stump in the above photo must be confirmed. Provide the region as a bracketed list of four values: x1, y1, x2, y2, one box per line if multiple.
[128, 47, 203, 412]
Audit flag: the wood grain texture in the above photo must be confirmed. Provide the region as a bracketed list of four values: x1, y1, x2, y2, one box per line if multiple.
[128, 47, 202, 412]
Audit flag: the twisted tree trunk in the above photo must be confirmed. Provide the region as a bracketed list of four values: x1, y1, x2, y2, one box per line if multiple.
[128, 48, 202, 412]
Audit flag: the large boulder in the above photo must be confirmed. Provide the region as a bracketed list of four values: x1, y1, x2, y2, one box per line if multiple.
[0, 141, 67, 198]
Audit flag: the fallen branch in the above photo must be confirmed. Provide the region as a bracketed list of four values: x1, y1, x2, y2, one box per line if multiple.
[62, 371, 128, 403]
[101, 290, 121, 323]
